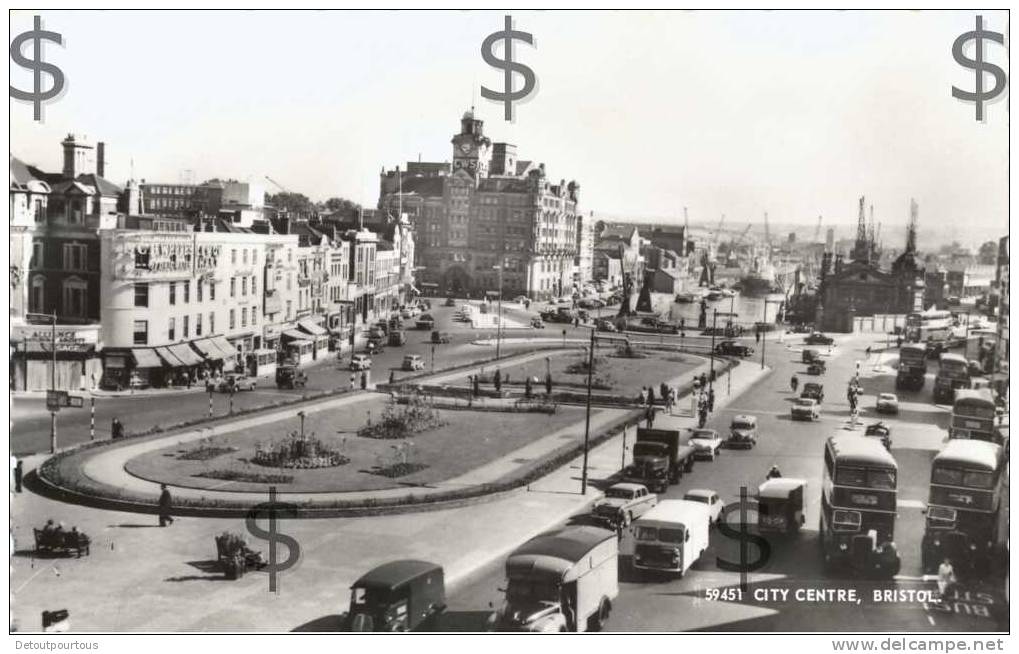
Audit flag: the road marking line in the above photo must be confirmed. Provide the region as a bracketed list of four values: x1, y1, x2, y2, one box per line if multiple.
[897, 499, 926, 509]
[14, 561, 55, 594]
[927, 615, 936, 626]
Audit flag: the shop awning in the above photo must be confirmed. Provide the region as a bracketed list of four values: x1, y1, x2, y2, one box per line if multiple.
[297, 319, 328, 336]
[209, 336, 236, 358]
[155, 347, 185, 367]
[282, 329, 306, 341]
[285, 338, 313, 347]
[169, 343, 204, 367]
[132, 348, 163, 369]
[191, 338, 223, 360]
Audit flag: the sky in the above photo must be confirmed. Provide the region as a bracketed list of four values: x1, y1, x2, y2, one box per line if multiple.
[9, 9, 1009, 247]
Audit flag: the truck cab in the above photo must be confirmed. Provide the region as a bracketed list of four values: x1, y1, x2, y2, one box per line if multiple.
[624, 428, 696, 493]
[345, 560, 445, 632]
[632, 500, 711, 577]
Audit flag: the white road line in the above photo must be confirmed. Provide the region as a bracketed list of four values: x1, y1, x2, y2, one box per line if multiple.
[897, 499, 926, 509]
[927, 615, 936, 626]
[13, 561, 55, 594]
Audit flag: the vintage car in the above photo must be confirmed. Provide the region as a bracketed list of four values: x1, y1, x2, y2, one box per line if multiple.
[715, 340, 753, 357]
[728, 414, 759, 449]
[402, 354, 425, 371]
[431, 331, 451, 344]
[756, 478, 808, 535]
[275, 365, 307, 389]
[350, 354, 372, 371]
[592, 483, 657, 528]
[802, 348, 821, 363]
[388, 330, 408, 347]
[682, 489, 724, 524]
[530, 316, 546, 329]
[790, 397, 821, 421]
[688, 429, 723, 460]
[806, 361, 827, 375]
[801, 382, 825, 403]
[875, 393, 900, 415]
[415, 313, 436, 330]
[219, 373, 257, 392]
[444, 297, 457, 307]
[595, 318, 618, 332]
[804, 332, 835, 346]
[344, 560, 446, 632]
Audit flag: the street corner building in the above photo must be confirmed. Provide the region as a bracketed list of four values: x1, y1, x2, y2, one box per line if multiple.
[377, 110, 583, 301]
[10, 134, 417, 392]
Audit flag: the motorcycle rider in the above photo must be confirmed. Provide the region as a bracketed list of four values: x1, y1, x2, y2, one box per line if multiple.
[766, 465, 783, 480]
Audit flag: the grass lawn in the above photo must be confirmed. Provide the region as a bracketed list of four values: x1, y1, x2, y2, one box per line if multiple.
[486, 349, 702, 397]
[124, 394, 588, 493]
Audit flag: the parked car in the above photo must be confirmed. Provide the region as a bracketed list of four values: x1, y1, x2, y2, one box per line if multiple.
[530, 317, 545, 329]
[431, 331, 451, 344]
[715, 340, 753, 357]
[728, 414, 759, 449]
[682, 489, 724, 525]
[790, 398, 821, 421]
[415, 314, 436, 330]
[689, 429, 723, 460]
[592, 483, 657, 528]
[350, 354, 372, 371]
[220, 373, 257, 392]
[802, 348, 821, 363]
[402, 354, 425, 371]
[444, 297, 456, 307]
[875, 393, 900, 414]
[275, 365, 307, 389]
[513, 295, 529, 305]
[804, 332, 835, 345]
[801, 382, 825, 403]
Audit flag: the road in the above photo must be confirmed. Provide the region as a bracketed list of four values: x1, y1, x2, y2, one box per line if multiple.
[11, 300, 560, 456]
[442, 332, 1008, 632]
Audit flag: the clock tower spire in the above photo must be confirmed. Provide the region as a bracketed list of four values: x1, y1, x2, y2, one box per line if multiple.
[451, 109, 492, 178]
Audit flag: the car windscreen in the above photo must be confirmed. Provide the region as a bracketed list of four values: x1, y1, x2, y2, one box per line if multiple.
[731, 420, 754, 430]
[605, 488, 634, 499]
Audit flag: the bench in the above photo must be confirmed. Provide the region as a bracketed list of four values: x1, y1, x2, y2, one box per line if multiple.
[33, 529, 90, 557]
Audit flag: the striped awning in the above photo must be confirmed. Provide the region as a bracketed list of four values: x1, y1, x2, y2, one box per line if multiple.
[155, 347, 185, 367]
[132, 348, 162, 369]
[297, 319, 327, 336]
[281, 329, 306, 341]
[191, 338, 223, 360]
[169, 343, 203, 366]
[209, 336, 236, 358]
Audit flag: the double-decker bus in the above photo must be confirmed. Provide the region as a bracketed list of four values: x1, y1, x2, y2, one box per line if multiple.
[933, 352, 970, 404]
[895, 342, 928, 391]
[950, 388, 999, 443]
[921, 439, 1005, 575]
[905, 310, 953, 343]
[819, 435, 901, 577]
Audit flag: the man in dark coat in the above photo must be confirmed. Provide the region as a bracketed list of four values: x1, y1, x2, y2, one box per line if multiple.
[158, 484, 174, 527]
[647, 386, 655, 407]
[545, 372, 553, 396]
[525, 377, 533, 399]
[708, 388, 716, 412]
[494, 369, 502, 392]
[473, 375, 481, 396]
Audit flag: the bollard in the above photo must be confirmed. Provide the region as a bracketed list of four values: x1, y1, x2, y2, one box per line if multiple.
[89, 397, 95, 440]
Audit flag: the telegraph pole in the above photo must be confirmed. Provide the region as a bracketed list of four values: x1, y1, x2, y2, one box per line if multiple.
[709, 309, 718, 392]
[581, 328, 595, 495]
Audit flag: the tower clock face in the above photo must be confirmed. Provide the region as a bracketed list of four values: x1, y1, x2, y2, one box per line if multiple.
[459, 143, 472, 154]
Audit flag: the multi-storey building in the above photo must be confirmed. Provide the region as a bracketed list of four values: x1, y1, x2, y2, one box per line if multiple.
[378, 110, 579, 300]
[995, 236, 1008, 384]
[574, 212, 595, 288]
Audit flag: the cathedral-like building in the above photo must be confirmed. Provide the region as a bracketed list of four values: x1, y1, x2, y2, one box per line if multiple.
[377, 111, 580, 299]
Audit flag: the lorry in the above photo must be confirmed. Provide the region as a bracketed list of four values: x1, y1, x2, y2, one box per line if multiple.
[895, 342, 927, 391]
[344, 560, 446, 632]
[623, 428, 697, 493]
[495, 526, 618, 632]
[933, 352, 970, 404]
[632, 500, 711, 577]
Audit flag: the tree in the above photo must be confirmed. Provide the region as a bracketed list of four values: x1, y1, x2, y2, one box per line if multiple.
[323, 197, 361, 216]
[977, 240, 998, 265]
[266, 192, 314, 215]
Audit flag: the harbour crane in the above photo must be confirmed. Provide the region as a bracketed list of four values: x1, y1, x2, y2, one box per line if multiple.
[265, 175, 290, 193]
[731, 223, 753, 250]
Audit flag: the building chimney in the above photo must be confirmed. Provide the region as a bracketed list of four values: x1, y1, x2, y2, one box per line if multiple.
[96, 142, 106, 178]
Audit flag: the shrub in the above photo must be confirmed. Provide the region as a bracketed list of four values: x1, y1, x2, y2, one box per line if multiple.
[358, 392, 446, 440]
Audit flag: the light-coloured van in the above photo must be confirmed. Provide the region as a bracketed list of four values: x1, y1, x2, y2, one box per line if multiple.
[632, 499, 710, 577]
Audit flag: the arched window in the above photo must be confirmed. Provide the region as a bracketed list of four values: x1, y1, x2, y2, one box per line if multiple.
[30, 275, 45, 313]
[62, 276, 88, 318]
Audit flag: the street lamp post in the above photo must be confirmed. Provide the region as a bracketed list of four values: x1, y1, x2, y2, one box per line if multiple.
[28, 312, 58, 453]
[709, 309, 718, 392]
[297, 410, 306, 438]
[581, 328, 596, 495]
[494, 263, 504, 360]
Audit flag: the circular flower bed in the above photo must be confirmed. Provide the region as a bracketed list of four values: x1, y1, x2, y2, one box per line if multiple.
[252, 431, 350, 469]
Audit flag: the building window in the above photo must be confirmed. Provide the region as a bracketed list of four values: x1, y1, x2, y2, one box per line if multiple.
[62, 277, 88, 318]
[168, 317, 176, 341]
[242, 277, 247, 296]
[31, 242, 43, 268]
[209, 312, 215, 334]
[286, 274, 292, 291]
[229, 309, 235, 329]
[62, 243, 87, 271]
[243, 249, 248, 265]
[250, 306, 257, 326]
[230, 277, 236, 297]
[183, 315, 190, 338]
[210, 282, 216, 301]
[251, 276, 257, 295]
[241, 307, 248, 328]
[231, 249, 237, 264]
[197, 280, 203, 302]
[183, 281, 190, 303]
[135, 283, 149, 307]
[30, 275, 45, 313]
[133, 320, 148, 345]
[286, 300, 292, 320]
[196, 313, 203, 336]
[169, 282, 176, 305]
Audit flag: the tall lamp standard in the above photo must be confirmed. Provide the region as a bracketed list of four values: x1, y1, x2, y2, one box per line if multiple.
[27, 312, 58, 452]
[709, 309, 718, 393]
[581, 328, 596, 495]
[493, 261, 504, 360]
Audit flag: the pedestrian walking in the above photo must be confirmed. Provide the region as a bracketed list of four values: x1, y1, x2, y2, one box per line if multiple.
[494, 369, 502, 392]
[708, 388, 715, 412]
[111, 418, 123, 440]
[388, 370, 395, 385]
[158, 484, 174, 527]
[700, 373, 707, 389]
[668, 387, 677, 415]
[698, 406, 708, 428]
[187, 372, 193, 389]
[659, 382, 669, 401]
[360, 371, 368, 390]
[755, 330, 761, 344]
[473, 374, 481, 397]
[525, 376, 533, 399]
[640, 386, 648, 406]
[647, 386, 655, 407]
[865, 346, 872, 359]
[545, 372, 553, 396]
[937, 558, 956, 599]
[645, 406, 655, 428]
[14, 459, 23, 493]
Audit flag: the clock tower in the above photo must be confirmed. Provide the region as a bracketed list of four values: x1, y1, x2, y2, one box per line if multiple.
[451, 109, 492, 179]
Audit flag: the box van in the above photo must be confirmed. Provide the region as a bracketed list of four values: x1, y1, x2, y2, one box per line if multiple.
[345, 560, 445, 632]
[402, 354, 425, 371]
[728, 414, 759, 448]
[631, 500, 710, 577]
